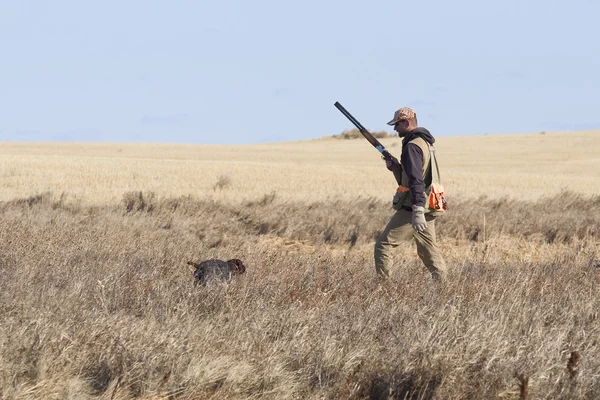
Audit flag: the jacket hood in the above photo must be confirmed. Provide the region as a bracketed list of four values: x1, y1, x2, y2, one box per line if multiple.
[403, 127, 435, 146]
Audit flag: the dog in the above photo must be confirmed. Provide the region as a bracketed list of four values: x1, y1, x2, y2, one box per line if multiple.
[187, 259, 246, 285]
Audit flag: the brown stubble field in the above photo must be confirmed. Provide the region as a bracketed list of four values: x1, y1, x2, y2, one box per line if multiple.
[1, 130, 600, 399]
[2, 130, 599, 205]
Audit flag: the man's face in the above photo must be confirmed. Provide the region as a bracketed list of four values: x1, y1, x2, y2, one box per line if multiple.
[393, 119, 411, 137]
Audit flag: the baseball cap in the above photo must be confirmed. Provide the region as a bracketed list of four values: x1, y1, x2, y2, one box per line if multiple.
[387, 107, 416, 126]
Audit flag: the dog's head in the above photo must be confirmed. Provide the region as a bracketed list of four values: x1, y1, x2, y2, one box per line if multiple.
[227, 259, 246, 275]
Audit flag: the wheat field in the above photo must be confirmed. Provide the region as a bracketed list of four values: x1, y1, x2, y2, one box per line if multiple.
[2, 130, 599, 205]
[1, 131, 600, 399]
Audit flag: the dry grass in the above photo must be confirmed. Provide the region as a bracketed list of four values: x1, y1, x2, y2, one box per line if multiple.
[1, 191, 600, 399]
[1, 130, 599, 205]
[1, 132, 600, 399]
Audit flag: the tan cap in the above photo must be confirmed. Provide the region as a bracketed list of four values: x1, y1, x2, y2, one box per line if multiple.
[387, 107, 416, 125]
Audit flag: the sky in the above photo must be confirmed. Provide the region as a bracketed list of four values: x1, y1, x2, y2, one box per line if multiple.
[1, 0, 599, 144]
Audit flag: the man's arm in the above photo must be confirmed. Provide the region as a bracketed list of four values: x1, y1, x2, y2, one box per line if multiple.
[385, 156, 403, 185]
[401, 144, 425, 207]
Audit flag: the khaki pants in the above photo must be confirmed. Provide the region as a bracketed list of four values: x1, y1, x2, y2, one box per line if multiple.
[374, 209, 447, 281]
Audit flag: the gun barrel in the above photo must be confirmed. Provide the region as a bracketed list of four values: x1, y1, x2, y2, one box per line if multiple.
[334, 101, 391, 160]
[334, 102, 367, 132]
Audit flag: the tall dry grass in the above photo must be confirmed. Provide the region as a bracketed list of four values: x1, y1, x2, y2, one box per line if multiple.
[2, 132, 600, 398]
[1, 191, 599, 399]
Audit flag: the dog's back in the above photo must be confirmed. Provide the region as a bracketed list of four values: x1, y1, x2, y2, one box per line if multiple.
[187, 259, 245, 285]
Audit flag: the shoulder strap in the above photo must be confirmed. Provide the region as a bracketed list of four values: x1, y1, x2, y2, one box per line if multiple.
[428, 144, 442, 184]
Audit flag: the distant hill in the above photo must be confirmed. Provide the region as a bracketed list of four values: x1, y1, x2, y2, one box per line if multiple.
[330, 128, 394, 140]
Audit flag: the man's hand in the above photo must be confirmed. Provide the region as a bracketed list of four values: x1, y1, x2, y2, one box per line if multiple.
[384, 155, 400, 171]
[412, 205, 427, 233]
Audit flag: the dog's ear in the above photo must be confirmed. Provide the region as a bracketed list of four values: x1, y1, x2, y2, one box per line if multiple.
[237, 262, 246, 274]
[227, 259, 245, 274]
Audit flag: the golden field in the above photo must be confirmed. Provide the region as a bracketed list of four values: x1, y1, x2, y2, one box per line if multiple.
[1, 131, 600, 399]
[2, 130, 599, 205]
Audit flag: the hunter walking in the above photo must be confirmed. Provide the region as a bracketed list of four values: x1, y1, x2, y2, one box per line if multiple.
[374, 107, 448, 282]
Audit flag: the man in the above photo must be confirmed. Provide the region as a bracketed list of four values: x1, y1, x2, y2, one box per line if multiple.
[374, 107, 447, 282]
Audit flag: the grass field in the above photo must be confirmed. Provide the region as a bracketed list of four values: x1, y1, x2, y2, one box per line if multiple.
[1, 131, 600, 399]
[2, 130, 599, 205]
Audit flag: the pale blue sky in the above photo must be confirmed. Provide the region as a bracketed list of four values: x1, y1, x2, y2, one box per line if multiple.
[1, 0, 598, 144]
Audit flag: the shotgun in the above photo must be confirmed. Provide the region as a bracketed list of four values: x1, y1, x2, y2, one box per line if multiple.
[334, 101, 394, 162]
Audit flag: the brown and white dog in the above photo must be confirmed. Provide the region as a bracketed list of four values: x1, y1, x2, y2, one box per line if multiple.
[187, 259, 246, 285]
